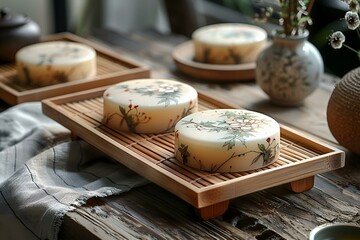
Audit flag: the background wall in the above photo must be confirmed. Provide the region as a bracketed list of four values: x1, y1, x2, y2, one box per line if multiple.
[1, 0, 54, 35]
[102, 0, 169, 34]
[0, 0, 169, 36]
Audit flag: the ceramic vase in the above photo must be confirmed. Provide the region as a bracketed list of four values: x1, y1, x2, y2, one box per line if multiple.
[255, 30, 324, 106]
[327, 67, 360, 155]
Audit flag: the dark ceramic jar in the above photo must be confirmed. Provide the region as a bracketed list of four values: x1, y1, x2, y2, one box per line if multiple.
[0, 8, 41, 62]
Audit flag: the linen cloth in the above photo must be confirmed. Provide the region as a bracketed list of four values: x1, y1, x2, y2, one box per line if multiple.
[0, 102, 148, 240]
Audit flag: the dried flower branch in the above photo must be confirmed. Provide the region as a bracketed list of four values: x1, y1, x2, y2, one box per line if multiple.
[254, 0, 312, 36]
[329, 0, 360, 59]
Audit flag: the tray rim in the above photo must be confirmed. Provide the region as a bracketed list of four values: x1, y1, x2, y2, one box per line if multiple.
[42, 85, 345, 208]
[0, 32, 150, 105]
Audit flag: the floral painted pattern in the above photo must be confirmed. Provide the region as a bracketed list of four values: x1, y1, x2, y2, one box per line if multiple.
[17, 41, 96, 87]
[36, 43, 83, 65]
[176, 136, 279, 172]
[107, 81, 183, 107]
[174, 110, 280, 172]
[256, 34, 323, 105]
[179, 110, 271, 149]
[199, 30, 256, 64]
[103, 80, 197, 133]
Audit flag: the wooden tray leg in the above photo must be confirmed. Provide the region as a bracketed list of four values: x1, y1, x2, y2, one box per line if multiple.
[287, 176, 315, 193]
[195, 200, 229, 220]
[71, 132, 79, 140]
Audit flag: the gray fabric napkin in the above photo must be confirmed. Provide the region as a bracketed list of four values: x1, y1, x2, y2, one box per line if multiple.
[0, 102, 148, 240]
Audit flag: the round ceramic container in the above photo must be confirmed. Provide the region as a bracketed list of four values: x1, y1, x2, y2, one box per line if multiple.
[103, 79, 198, 134]
[309, 223, 360, 240]
[174, 109, 280, 172]
[16, 41, 96, 86]
[192, 23, 268, 64]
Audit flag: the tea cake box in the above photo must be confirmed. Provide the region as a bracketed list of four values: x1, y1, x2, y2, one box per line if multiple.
[16, 41, 96, 86]
[174, 109, 280, 172]
[192, 23, 268, 64]
[103, 79, 198, 134]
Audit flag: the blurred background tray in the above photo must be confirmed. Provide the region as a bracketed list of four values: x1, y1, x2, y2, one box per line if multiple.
[42, 85, 345, 220]
[172, 41, 256, 81]
[0, 32, 150, 105]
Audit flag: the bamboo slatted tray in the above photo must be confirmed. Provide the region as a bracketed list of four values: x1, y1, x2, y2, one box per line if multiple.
[42, 86, 345, 220]
[0, 32, 150, 105]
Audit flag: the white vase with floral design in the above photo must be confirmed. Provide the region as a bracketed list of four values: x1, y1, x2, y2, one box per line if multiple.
[255, 30, 324, 106]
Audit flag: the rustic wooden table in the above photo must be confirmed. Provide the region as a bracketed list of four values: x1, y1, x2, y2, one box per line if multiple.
[53, 29, 360, 240]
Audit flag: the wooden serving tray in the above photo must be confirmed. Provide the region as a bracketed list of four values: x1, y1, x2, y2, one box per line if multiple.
[172, 41, 256, 81]
[0, 32, 150, 105]
[42, 86, 345, 220]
